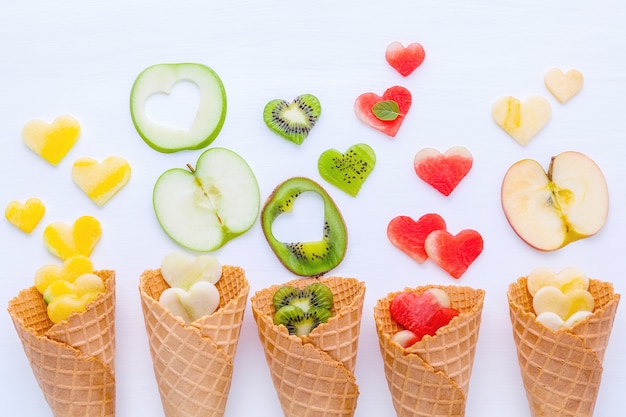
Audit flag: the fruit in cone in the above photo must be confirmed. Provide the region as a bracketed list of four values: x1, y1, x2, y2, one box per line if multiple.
[374, 285, 485, 417]
[139, 264, 249, 417]
[507, 276, 620, 417]
[501, 151, 609, 251]
[7, 270, 116, 417]
[251, 276, 366, 417]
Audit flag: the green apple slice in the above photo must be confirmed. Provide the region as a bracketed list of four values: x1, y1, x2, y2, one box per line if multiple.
[130, 63, 227, 153]
[153, 147, 260, 251]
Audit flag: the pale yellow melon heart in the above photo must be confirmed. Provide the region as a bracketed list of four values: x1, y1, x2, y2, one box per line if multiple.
[43, 216, 102, 260]
[526, 266, 588, 296]
[544, 68, 583, 104]
[5, 197, 45, 233]
[72, 156, 131, 206]
[532, 286, 594, 320]
[492, 95, 551, 146]
[22, 115, 80, 166]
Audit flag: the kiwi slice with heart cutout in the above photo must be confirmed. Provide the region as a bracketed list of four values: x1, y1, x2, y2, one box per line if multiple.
[261, 177, 347, 277]
[263, 94, 321, 145]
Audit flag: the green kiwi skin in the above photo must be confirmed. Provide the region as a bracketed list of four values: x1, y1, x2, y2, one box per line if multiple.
[263, 94, 321, 145]
[261, 177, 348, 277]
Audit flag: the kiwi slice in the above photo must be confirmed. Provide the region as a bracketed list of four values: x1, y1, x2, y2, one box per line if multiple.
[261, 177, 347, 277]
[273, 305, 332, 336]
[263, 94, 321, 145]
[272, 282, 334, 312]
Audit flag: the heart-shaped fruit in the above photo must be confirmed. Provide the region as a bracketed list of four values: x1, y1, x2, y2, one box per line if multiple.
[159, 281, 220, 325]
[354, 86, 412, 137]
[263, 94, 321, 145]
[492, 95, 551, 146]
[72, 156, 132, 206]
[536, 310, 592, 331]
[47, 291, 101, 324]
[544, 68, 583, 104]
[527, 266, 588, 297]
[130, 63, 227, 153]
[43, 273, 105, 305]
[385, 41, 425, 77]
[160, 252, 222, 290]
[22, 115, 80, 166]
[5, 197, 45, 233]
[43, 216, 102, 260]
[413, 146, 473, 196]
[532, 286, 594, 320]
[387, 213, 447, 264]
[318, 143, 376, 197]
[424, 229, 483, 278]
[35, 255, 94, 294]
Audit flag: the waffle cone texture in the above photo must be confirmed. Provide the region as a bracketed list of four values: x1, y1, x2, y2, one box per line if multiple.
[251, 276, 366, 417]
[508, 277, 620, 417]
[374, 285, 486, 417]
[139, 265, 249, 417]
[7, 270, 116, 417]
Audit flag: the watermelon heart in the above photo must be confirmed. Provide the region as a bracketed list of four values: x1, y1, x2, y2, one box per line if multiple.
[385, 42, 425, 77]
[354, 86, 412, 137]
[387, 213, 446, 263]
[414, 146, 473, 196]
[389, 290, 459, 341]
[318, 143, 376, 197]
[424, 229, 484, 279]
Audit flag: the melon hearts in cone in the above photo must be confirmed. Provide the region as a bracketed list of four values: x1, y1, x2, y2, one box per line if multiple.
[374, 285, 485, 417]
[251, 276, 366, 417]
[7, 270, 116, 417]
[139, 265, 249, 417]
[507, 277, 620, 417]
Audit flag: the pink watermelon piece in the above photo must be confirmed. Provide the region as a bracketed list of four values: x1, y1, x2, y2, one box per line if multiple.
[414, 146, 473, 196]
[424, 229, 484, 279]
[385, 42, 425, 77]
[387, 213, 446, 263]
[390, 291, 459, 342]
[419, 307, 460, 337]
[354, 86, 412, 137]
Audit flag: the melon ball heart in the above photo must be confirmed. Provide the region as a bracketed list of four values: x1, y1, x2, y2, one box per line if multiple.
[501, 151, 608, 251]
[153, 147, 260, 252]
[130, 62, 227, 153]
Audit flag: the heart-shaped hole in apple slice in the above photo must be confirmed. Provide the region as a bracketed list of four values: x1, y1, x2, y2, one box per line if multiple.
[145, 80, 201, 132]
[271, 191, 325, 243]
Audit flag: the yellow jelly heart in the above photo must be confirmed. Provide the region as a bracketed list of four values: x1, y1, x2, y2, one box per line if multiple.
[35, 255, 94, 294]
[72, 156, 132, 206]
[544, 68, 583, 104]
[492, 95, 551, 146]
[22, 115, 80, 166]
[43, 216, 102, 260]
[47, 292, 100, 324]
[5, 197, 45, 233]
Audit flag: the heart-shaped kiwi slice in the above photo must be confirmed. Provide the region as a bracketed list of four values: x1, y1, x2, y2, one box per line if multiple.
[263, 94, 321, 145]
[261, 177, 347, 277]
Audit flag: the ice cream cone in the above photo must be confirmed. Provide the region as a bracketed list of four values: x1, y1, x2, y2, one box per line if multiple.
[374, 285, 485, 417]
[139, 265, 249, 417]
[507, 277, 620, 417]
[7, 270, 116, 417]
[250, 276, 366, 417]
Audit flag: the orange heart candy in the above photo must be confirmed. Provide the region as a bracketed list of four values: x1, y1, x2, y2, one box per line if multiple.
[72, 156, 131, 206]
[43, 215, 102, 260]
[5, 197, 45, 233]
[22, 115, 80, 166]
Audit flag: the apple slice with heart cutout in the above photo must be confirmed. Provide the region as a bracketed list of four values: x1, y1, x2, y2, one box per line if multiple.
[153, 147, 260, 251]
[501, 151, 609, 251]
[130, 62, 227, 153]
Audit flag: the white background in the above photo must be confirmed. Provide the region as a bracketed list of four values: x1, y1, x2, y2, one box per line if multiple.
[1, 1, 625, 416]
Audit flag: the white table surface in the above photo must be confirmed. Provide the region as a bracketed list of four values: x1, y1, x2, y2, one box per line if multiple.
[1, 1, 625, 416]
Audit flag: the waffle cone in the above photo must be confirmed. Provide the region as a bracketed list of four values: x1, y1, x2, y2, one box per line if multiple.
[139, 265, 249, 417]
[507, 277, 620, 417]
[374, 285, 485, 417]
[251, 276, 366, 417]
[7, 270, 116, 417]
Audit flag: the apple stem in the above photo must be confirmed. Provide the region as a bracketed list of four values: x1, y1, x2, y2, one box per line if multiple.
[547, 156, 555, 180]
[186, 163, 195, 173]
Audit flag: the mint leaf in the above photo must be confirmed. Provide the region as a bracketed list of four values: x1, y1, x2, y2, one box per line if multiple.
[372, 100, 401, 121]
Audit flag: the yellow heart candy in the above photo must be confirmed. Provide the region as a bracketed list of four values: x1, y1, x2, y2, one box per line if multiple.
[72, 156, 132, 206]
[492, 95, 551, 146]
[22, 115, 80, 166]
[5, 197, 45, 233]
[34, 255, 94, 294]
[544, 68, 583, 104]
[43, 216, 102, 260]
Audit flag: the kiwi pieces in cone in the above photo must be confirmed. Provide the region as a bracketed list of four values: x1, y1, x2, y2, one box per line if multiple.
[261, 177, 347, 277]
[272, 282, 334, 336]
[263, 94, 321, 145]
